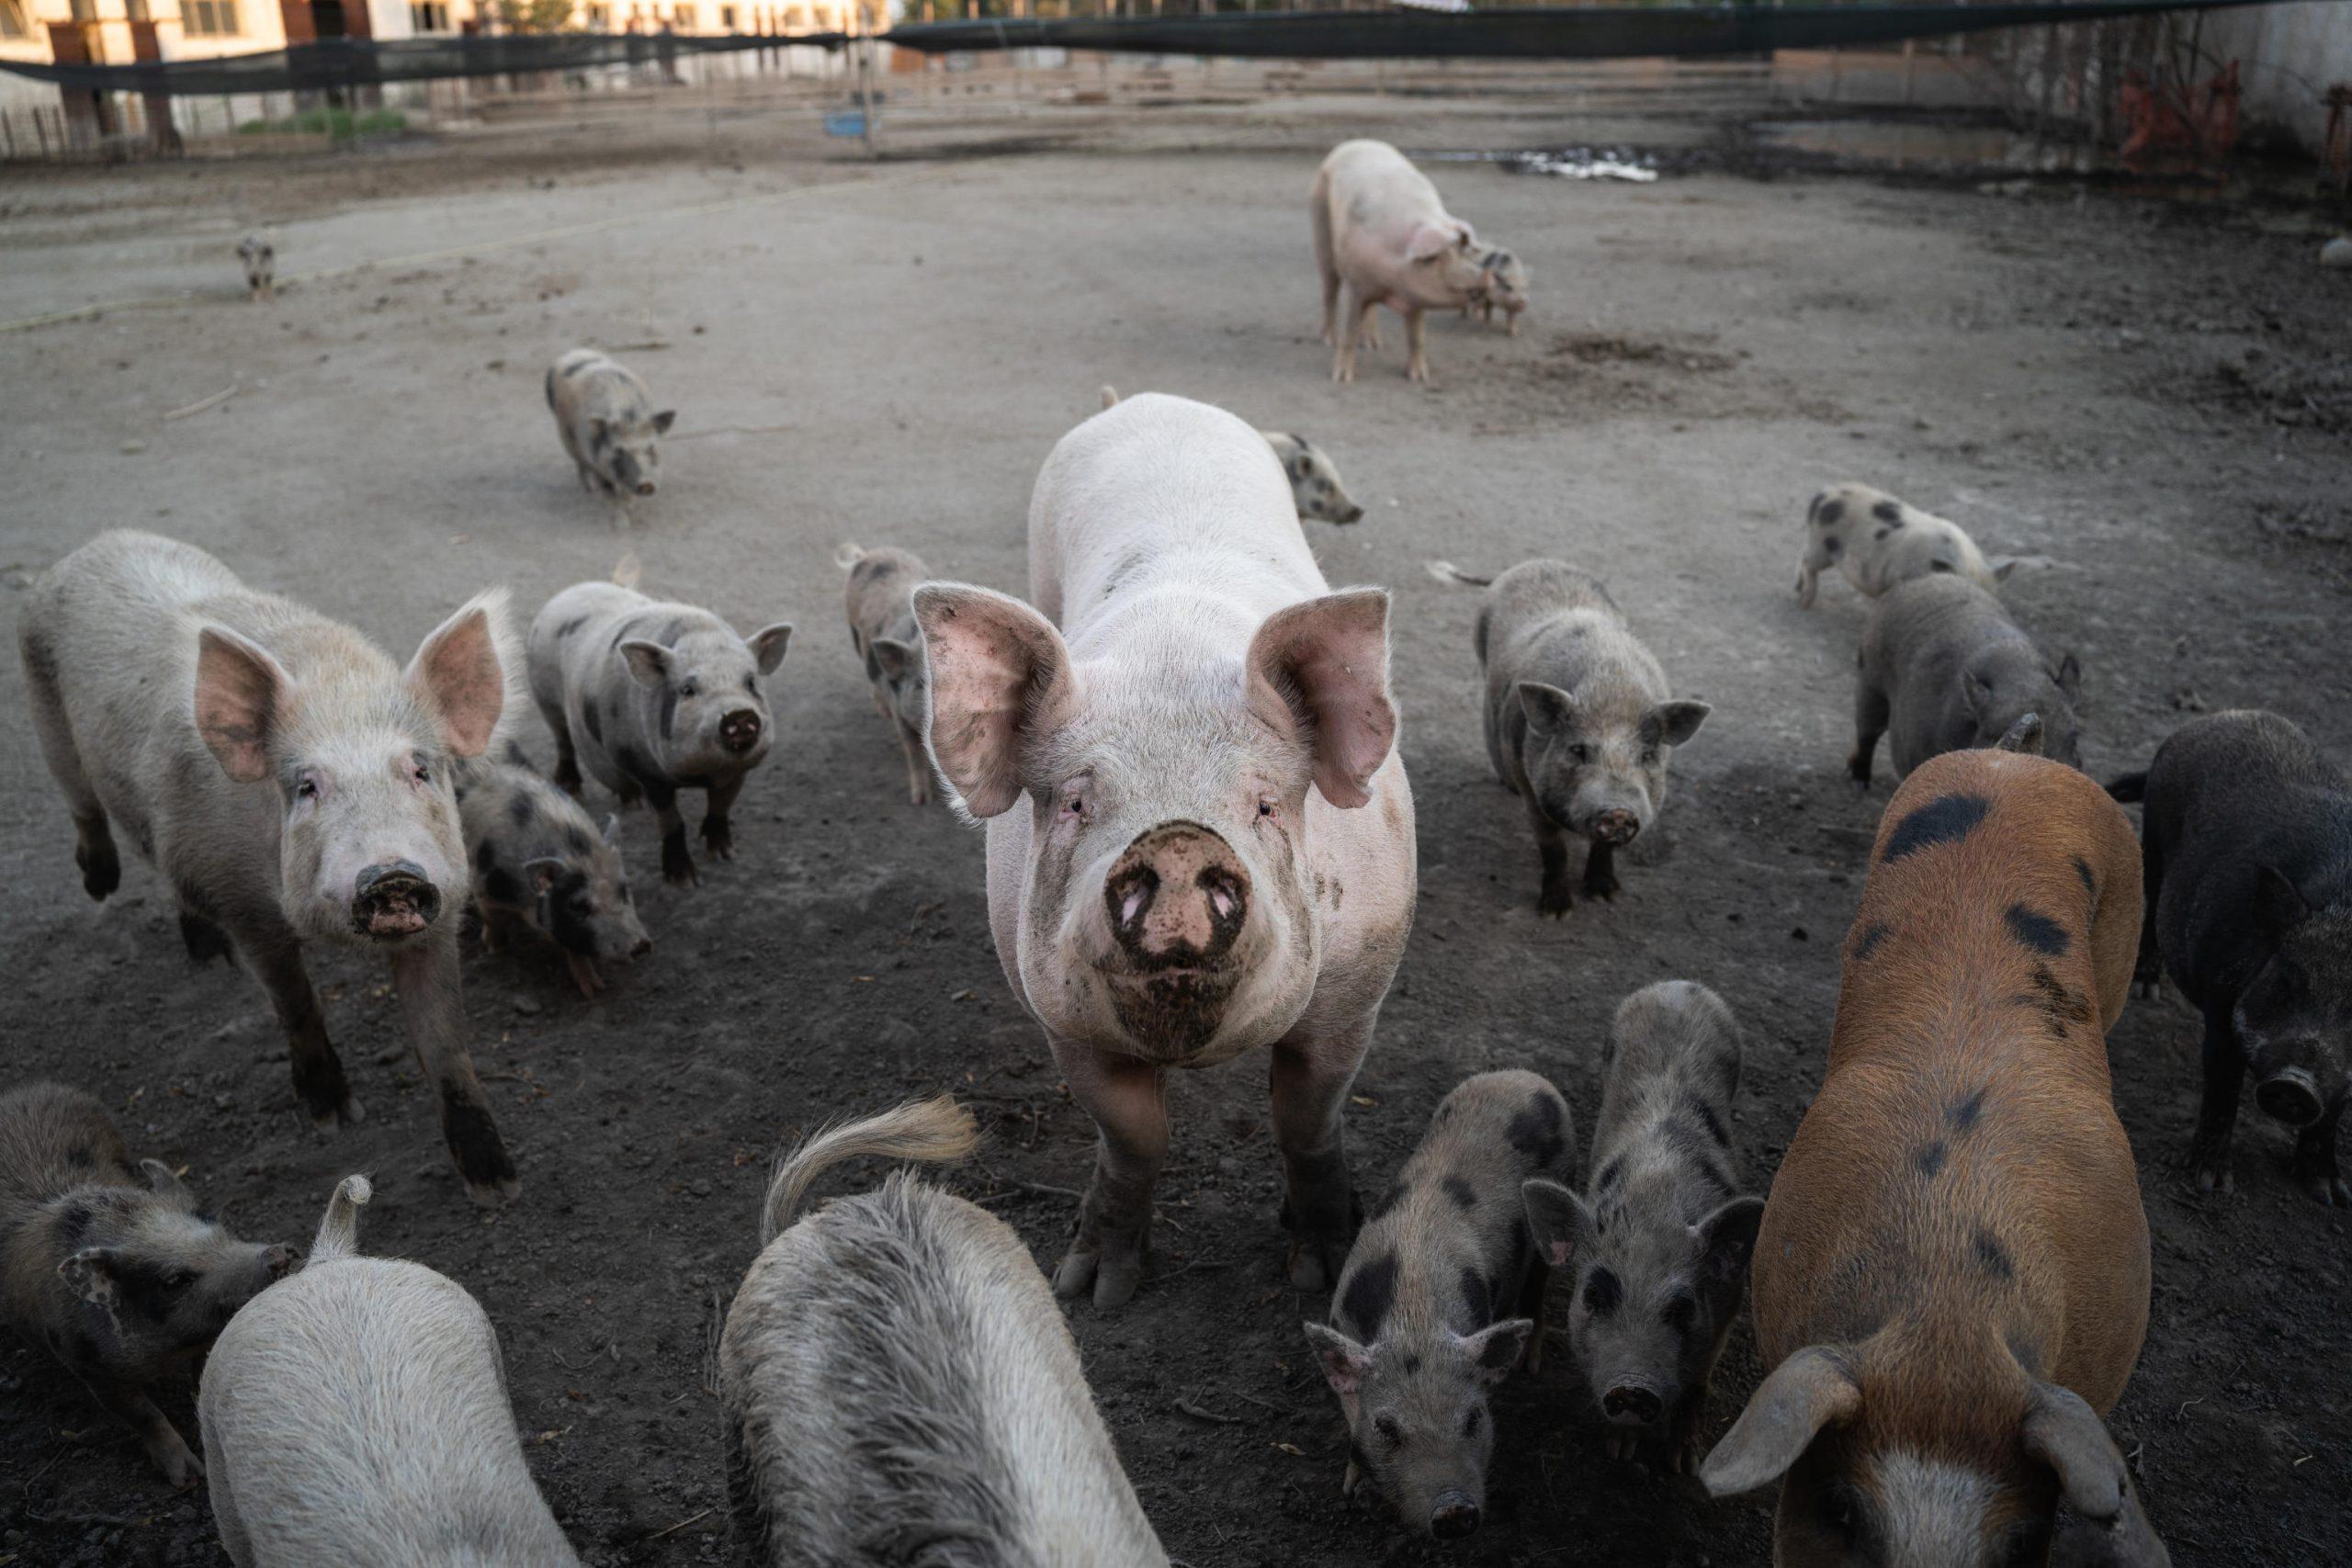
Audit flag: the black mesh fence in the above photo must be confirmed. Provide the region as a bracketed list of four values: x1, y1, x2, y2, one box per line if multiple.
[0, 28, 844, 97]
[0, 0, 2278, 97]
[883, 0, 2272, 59]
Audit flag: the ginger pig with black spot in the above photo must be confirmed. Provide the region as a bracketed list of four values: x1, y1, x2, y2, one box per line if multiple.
[1702, 750, 2172, 1567]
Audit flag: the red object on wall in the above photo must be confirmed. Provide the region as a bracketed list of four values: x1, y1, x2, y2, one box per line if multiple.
[45, 20, 115, 141]
[280, 0, 373, 43]
[128, 18, 183, 152]
[2120, 59, 2241, 169]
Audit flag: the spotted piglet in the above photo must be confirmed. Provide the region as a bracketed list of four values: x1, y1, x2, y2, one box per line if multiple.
[528, 581, 790, 887]
[236, 235, 274, 301]
[454, 748, 650, 998]
[834, 542, 934, 807]
[1304, 1070, 1575, 1541]
[544, 348, 675, 530]
[0, 1083, 297, 1486]
[1796, 482, 2012, 608]
[1521, 981, 1763, 1473]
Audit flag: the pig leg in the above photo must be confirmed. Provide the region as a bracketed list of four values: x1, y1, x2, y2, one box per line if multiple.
[1269, 1019, 1371, 1291]
[898, 718, 932, 807]
[701, 775, 743, 862]
[2132, 831, 2165, 998]
[1050, 1039, 1168, 1310]
[77, 1372, 201, 1488]
[2290, 1099, 2350, 1207]
[1527, 795, 1573, 918]
[177, 905, 232, 964]
[644, 778, 696, 886]
[1333, 285, 1376, 383]
[22, 637, 121, 901]
[2188, 998, 2244, 1194]
[1848, 680, 1890, 794]
[244, 931, 360, 1129]
[1581, 838, 1623, 901]
[1404, 308, 1433, 385]
[1313, 191, 1340, 346]
[545, 705, 584, 799]
[1518, 1258, 1551, 1373]
[391, 937, 519, 1205]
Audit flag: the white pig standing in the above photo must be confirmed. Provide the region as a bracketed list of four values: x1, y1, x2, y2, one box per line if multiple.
[527, 581, 791, 886]
[915, 392, 1416, 1308]
[544, 348, 674, 530]
[720, 1098, 1169, 1568]
[199, 1176, 581, 1568]
[1313, 139, 1493, 385]
[20, 531, 524, 1205]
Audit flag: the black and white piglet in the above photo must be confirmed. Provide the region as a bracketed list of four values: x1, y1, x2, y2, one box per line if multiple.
[454, 748, 650, 997]
[1523, 981, 1764, 1472]
[1305, 1070, 1575, 1541]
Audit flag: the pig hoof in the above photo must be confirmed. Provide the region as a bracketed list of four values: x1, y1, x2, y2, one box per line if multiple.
[1538, 886, 1572, 919]
[1581, 869, 1621, 901]
[2189, 1156, 2233, 1195]
[702, 826, 735, 861]
[1052, 1247, 1099, 1300]
[76, 842, 120, 902]
[1092, 1257, 1144, 1309]
[662, 841, 700, 886]
[466, 1170, 523, 1208]
[1285, 1235, 1349, 1292]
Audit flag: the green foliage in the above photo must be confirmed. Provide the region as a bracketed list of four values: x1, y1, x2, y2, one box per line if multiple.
[236, 107, 410, 135]
[492, 0, 577, 29]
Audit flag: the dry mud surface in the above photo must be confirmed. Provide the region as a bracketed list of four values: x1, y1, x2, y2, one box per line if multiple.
[1, 80, 2347, 1568]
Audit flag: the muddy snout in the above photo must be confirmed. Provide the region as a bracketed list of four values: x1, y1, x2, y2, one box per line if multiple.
[635, 481, 656, 497]
[352, 860, 440, 940]
[1429, 1490, 1480, 1540]
[718, 708, 763, 755]
[2251, 1042, 2334, 1127]
[1600, 1382, 1666, 1427]
[1103, 821, 1250, 970]
[1591, 809, 1642, 847]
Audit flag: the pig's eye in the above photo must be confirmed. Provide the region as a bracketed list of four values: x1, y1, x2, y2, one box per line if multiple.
[159, 1268, 198, 1294]
[1064, 794, 1084, 817]
[678, 680, 700, 699]
[1461, 1407, 1483, 1438]
[1257, 799, 1278, 822]
[1661, 1292, 1697, 1334]
[295, 775, 320, 801]
[1374, 1414, 1405, 1449]
[1568, 742, 1594, 764]
[413, 761, 431, 784]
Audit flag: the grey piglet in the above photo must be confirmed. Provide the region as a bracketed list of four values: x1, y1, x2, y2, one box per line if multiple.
[1850, 572, 2081, 790]
[1, 1083, 297, 1486]
[544, 348, 674, 530]
[1429, 558, 1710, 917]
[1305, 1070, 1575, 1540]
[527, 580, 791, 887]
[1522, 981, 1764, 1472]
[834, 542, 935, 807]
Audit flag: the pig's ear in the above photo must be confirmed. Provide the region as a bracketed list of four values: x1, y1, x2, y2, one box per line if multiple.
[2023, 1382, 2172, 1566]
[870, 637, 914, 683]
[1647, 699, 1711, 748]
[1405, 222, 1453, 262]
[1302, 1321, 1374, 1396]
[57, 1247, 124, 1312]
[913, 583, 1076, 820]
[1247, 590, 1397, 810]
[1989, 556, 2021, 584]
[1698, 1346, 1861, 1498]
[1691, 1194, 1766, 1289]
[602, 813, 624, 848]
[2055, 652, 2083, 698]
[1520, 1178, 1596, 1269]
[650, 410, 676, 435]
[138, 1159, 188, 1200]
[194, 626, 294, 784]
[408, 591, 516, 760]
[1516, 682, 1580, 742]
[2252, 865, 2310, 943]
[747, 622, 794, 677]
[1453, 1317, 1533, 1386]
[524, 857, 565, 893]
[619, 639, 673, 689]
[1995, 713, 2045, 755]
[1962, 670, 1996, 725]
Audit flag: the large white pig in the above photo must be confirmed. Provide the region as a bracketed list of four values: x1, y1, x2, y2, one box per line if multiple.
[915, 392, 1417, 1309]
[1313, 139, 1493, 385]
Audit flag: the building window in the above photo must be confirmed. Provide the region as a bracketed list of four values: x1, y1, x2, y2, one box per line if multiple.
[409, 0, 450, 28]
[584, 1, 607, 25]
[0, 0, 28, 37]
[183, 0, 243, 35]
[671, 2, 693, 25]
[718, 2, 733, 27]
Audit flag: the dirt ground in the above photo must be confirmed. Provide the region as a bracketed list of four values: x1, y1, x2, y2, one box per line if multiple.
[2, 67, 2348, 1568]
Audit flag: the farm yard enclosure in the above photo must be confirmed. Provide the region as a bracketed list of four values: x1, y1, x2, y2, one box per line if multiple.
[2, 73, 2349, 1568]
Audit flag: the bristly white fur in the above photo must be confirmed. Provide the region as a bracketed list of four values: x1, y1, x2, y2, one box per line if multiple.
[1874, 1450, 2000, 1567]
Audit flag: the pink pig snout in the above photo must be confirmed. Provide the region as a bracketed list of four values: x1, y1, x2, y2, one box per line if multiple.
[1103, 822, 1250, 970]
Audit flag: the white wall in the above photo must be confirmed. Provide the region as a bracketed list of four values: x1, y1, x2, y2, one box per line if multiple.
[2200, 0, 2352, 153]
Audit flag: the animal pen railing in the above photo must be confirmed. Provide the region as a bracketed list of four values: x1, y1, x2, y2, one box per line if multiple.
[0, 0, 2317, 168]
